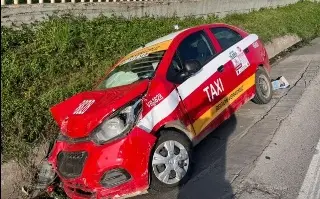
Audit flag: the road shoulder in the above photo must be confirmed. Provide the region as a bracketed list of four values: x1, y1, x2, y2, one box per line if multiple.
[236, 66, 320, 199]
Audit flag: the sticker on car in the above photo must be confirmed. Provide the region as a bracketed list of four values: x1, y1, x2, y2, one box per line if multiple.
[73, 100, 95, 115]
[146, 94, 164, 108]
[118, 40, 172, 66]
[230, 47, 250, 75]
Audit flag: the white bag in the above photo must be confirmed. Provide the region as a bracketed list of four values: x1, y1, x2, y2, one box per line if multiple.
[272, 76, 290, 90]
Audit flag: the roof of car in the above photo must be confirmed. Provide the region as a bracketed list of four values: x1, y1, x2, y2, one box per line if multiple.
[135, 23, 228, 51]
[116, 24, 229, 66]
[116, 28, 188, 66]
[144, 29, 188, 47]
[130, 28, 187, 54]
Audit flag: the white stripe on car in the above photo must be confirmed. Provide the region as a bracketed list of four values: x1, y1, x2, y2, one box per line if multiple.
[138, 34, 259, 133]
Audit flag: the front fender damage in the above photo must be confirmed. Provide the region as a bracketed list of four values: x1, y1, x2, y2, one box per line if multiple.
[25, 127, 157, 199]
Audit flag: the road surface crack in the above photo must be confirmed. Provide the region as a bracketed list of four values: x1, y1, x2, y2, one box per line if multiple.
[233, 61, 314, 196]
[249, 60, 311, 129]
[236, 182, 283, 199]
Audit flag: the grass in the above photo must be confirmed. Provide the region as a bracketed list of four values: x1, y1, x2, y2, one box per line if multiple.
[1, 1, 320, 162]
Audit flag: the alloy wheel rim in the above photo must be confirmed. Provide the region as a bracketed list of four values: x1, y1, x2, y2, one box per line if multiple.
[152, 140, 189, 184]
[258, 75, 271, 99]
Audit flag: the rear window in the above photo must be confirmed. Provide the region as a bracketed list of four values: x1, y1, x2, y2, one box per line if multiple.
[211, 27, 243, 50]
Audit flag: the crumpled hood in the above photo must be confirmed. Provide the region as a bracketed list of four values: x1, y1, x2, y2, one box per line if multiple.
[50, 80, 149, 138]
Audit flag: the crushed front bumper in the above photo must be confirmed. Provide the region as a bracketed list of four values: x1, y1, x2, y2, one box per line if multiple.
[48, 127, 156, 198]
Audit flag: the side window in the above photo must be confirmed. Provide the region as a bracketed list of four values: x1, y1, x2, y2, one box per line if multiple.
[211, 27, 243, 51]
[177, 31, 216, 67]
[166, 53, 184, 84]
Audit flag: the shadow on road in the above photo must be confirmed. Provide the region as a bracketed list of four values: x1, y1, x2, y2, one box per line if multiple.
[177, 113, 236, 199]
[136, 103, 237, 199]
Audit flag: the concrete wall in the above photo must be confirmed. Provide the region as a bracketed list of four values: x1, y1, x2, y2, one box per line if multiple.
[0, 0, 308, 26]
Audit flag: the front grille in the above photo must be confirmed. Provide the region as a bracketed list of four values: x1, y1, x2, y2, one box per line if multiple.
[57, 151, 87, 178]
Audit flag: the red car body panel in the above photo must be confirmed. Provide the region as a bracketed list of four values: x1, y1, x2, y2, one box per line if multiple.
[47, 23, 270, 198]
[48, 127, 156, 198]
[50, 80, 149, 138]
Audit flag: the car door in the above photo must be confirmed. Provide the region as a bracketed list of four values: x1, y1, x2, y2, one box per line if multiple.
[166, 30, 233, 137]
[209, 26, 257, 113]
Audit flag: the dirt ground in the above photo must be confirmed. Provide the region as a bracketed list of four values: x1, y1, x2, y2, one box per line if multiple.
[1, 143, 49, 199]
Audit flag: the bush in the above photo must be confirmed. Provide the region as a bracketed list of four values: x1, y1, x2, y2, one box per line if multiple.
[1, 1, 320, 161]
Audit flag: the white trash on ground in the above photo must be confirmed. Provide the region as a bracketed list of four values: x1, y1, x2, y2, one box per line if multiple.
[272, 76, 290, 90]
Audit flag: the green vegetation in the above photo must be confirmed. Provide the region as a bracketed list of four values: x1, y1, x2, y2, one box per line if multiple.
[1, 1, 320, 161]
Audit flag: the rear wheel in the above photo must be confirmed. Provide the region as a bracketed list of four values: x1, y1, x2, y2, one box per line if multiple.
[252, 67, 273, 104]
[150, 130, 192, 191]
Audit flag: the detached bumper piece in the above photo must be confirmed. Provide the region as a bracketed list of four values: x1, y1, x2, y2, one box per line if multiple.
[57, 151, 87, 178]
[36, 161, 56, 189]
[101, 168, 131, 188]
[23, 160, 57, 199]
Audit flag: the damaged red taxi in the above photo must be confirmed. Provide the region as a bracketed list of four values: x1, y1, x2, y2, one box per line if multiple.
[36, 23, 273, 198]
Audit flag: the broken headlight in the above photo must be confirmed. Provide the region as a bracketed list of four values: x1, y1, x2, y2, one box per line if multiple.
[91, 99, 141, 145]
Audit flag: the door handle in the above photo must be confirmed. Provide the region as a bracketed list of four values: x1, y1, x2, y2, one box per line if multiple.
[244, 48, 249, 54]
[217, 65, 224, 72]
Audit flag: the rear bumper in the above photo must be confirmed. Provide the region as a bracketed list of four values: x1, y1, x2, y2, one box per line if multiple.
[48, 127, 156, 198]
[262, 45, 271, 73]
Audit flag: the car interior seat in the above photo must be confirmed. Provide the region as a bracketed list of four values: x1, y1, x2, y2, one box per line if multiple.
[196, 39, 212, 66]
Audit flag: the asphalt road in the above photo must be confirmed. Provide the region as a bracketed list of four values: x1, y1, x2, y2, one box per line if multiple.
[134, 38, 320, 199]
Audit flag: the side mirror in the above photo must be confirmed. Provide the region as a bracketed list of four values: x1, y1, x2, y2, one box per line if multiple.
[185, 59, 202, 74]
[178, 60, 202, 80]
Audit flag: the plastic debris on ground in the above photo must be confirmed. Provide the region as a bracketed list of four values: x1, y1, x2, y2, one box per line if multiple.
[271, 76, 290, 90]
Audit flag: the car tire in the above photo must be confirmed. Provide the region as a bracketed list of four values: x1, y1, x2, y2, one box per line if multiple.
[149, 130, 192, 191]
[252, 67, 273, 104]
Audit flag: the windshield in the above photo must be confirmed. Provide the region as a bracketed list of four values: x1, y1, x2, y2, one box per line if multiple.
[97, 50, 166, 89]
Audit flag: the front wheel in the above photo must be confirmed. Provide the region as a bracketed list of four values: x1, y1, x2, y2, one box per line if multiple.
[150, 130, 192, 191]
[252, 67, 273, 104]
